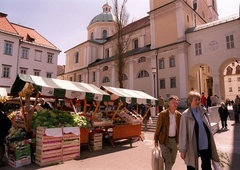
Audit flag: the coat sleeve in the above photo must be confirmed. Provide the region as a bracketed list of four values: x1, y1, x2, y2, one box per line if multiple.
[179, 112, 188, 153]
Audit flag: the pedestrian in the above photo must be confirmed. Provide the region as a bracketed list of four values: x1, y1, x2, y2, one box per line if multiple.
[142, 105, 151, 131]
[206, 95, 212, 109]
[154, 95, 181, 170]
[158, 95, 164, 114]
[0, 103, 12, 167]
[179, 91, 219, 170]
[218, 102, 229, 129]
[200, 92, 207, 108]
[233, 102, 240, 123]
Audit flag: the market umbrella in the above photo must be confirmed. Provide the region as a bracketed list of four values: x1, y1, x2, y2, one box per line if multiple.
[100, 86, 159, 106]
[11, 74, 110, 102]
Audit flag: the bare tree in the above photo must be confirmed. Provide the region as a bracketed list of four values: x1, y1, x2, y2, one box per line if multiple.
[112, 0, 130, 88]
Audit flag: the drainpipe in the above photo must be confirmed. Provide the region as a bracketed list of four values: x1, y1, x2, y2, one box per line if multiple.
[155, 49, 159, 98]
[16, 39, 22, 76]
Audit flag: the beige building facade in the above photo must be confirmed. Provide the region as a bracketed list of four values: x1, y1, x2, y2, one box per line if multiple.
[62, 0, 240, 107]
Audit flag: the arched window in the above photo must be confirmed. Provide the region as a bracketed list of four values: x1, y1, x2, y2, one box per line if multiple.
[103, 66, 108, 71]
[137, 70, 149, 78]
[133, 39, 138, 49]
[159, 58, 165, 69]
[138, 56, 146, 63]
[169, 55, 175, 67]
[226, 66, 233, 75]
[75, 52, 79, 63]
[123, 73, 128, 80]
[102, 30, 107, 39]
[102, 76, 110, 83]
[236, 65, 240, 74]
[91, 32, 94, 40]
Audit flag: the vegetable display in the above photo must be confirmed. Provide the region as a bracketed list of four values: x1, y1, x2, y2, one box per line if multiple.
[31, 109, 91, 129]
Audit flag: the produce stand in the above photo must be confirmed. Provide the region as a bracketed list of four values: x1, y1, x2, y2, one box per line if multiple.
[100, 86, 159, 145]
[8, 74, 111, 166]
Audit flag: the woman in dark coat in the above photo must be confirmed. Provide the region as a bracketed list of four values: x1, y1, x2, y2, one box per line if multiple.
[218, 102, 229, 129]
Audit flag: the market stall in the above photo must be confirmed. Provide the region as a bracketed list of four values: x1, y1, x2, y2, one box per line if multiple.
[8, 74, 111, 166]
[100, 86, 159, 145]
[0, 87, 10, 103]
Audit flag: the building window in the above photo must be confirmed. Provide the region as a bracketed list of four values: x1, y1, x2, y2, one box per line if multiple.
[20, 68, 27, 74]
[236, 65, 240, 74]
[237, 77, 240, 82]
[105, 48, 109, 58]
[103, 66, 108, 71]
[91, 32, 94, 40]
[195, 42, 202, 55]
[226, 35, 234, 49]
[133, 39, 138, 49]
[102, 30, 107, 39]
[46, 73, 52, 78]
[35, 50, 42, 61]
[187, 15, 189, 22]
[138, 57, 146, 63]
[160, 79, 165, 89]
[238, 87, 240, 92]
[229, 87, 232, 92]
[92, 72, 96, 82]
[159, 58, 165, 69]
[4, 41, 13, 55]
[170, 77, 176, 88]
[123, 74, 128, 80]
[137, 70, 149, 78]
[78, 75, 82, 82]
[75, 52, 79, 63]
[169, 56, 175, 68]
[21, 47, 29, 59]
[102, 76, 110, 83]
[2, 65, 11, 78]
[47, 53, 53, 63]
[34, 70, 40, 76]
[226, 66, 233, 75]
[228, 78, 232, 82]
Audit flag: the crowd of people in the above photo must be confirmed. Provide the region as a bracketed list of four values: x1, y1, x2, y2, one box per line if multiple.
[154, 92, 240, 170]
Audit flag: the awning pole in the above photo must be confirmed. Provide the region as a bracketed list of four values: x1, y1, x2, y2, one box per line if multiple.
[70, 99, 77, 114]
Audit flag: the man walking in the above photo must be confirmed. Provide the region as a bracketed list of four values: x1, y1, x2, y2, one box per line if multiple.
[154, 95, 182, 170]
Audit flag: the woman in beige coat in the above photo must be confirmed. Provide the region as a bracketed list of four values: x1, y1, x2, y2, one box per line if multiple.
[179, 91, 219, 170]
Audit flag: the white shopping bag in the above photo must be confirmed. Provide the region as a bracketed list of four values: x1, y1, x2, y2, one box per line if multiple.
[151, 146, 164, 170]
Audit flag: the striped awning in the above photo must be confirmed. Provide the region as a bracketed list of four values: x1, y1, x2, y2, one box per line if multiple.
[10, 74, 110, 101]
[100, 86, 159, 106]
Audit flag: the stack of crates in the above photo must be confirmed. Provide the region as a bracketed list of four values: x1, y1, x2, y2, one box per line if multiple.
[89, 133, 103, 151]
[8, 144, 31, 168]
[35, 127, 62, 166]
[62, 127, 80, 161]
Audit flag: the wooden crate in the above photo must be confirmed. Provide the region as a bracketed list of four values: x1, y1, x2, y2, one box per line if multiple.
[35, 147, 62, 158]
[63, 152, 80, 162]
[35, 155, 62, 166]
[90, 145, 102, 151]
[89, 139, 102, 146]
[89, 133, 102, 140]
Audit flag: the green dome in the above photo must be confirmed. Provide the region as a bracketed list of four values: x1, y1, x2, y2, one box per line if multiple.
[89, 2, 116, 26]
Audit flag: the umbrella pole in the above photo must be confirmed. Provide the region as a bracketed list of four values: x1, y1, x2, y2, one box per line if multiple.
[142, 104, 152, 120]
[112, 101, 122, 119]
[92, 101, 100, 119]
[70, 99, 77, 114]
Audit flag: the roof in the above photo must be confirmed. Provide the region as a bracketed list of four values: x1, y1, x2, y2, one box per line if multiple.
[100, 86, 159, 106]
[10, 74, 110, 101]
[57, 65, 65, 76]
[11, 23, 59, 50]
[89, 2, 116, 26]
[186, 14, 240, 33]
[0, 12, 18, 35]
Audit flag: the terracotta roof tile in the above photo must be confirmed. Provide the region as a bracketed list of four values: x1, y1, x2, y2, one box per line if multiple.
[11, 23, 58, 50]
[0, 13, 18, 35]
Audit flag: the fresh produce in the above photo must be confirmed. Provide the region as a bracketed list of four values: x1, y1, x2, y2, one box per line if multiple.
[5, 126, 26, 144]
[31, 109, 91, 129]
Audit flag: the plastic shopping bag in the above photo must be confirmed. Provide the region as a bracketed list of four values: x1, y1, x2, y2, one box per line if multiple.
[151, 146, 164, 170]
[212, 160, 221, 170]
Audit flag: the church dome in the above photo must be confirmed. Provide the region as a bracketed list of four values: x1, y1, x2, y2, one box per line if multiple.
[89, 2, 116, 26]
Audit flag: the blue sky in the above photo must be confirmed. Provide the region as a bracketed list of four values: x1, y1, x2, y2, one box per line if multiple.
[0, 0, 239, 65]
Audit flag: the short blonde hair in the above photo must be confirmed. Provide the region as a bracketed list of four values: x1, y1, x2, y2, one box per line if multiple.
[187, 91, 201, 105]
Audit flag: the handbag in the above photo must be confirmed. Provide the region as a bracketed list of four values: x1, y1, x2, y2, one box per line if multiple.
[151, 146, 164, 170]
[212, 160, 221, 170]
